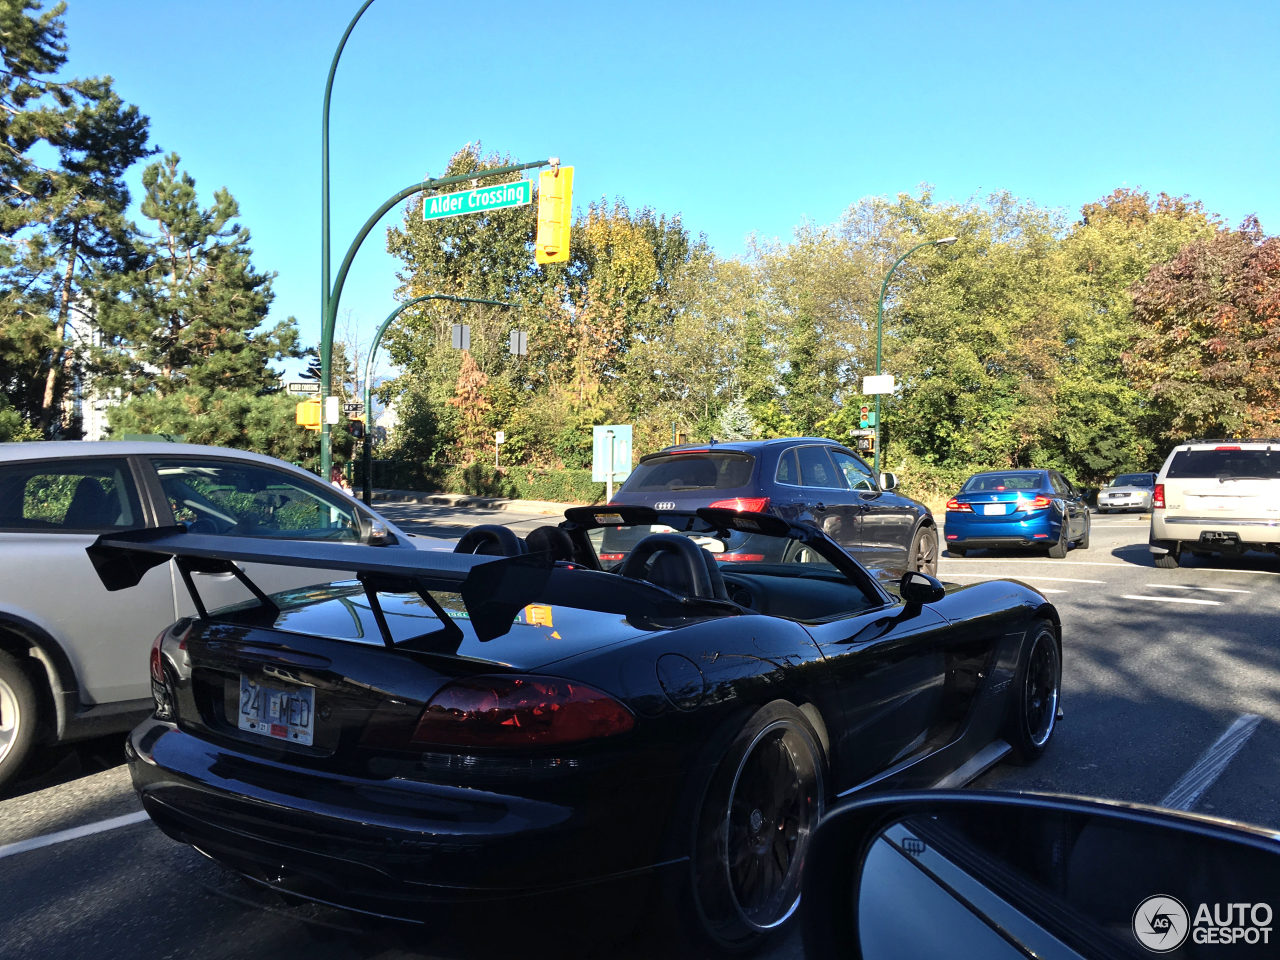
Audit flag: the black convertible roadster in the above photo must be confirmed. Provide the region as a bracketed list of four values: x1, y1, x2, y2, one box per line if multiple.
[90, 506, 1061, 953]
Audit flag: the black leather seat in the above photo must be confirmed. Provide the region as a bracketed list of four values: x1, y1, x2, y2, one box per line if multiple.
[64, 478, 115, 529]
[454, 524, 527, 557]
[617, 533, 729, 600]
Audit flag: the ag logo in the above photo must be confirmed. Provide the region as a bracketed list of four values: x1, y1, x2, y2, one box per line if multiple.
[1132, 895, 1190, 952]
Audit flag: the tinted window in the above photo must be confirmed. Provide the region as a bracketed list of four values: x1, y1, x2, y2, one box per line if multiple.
[796, 446, 846, 489]
[622, 453, 754, 492]
[0, 459, 142, 532]
[830, 449, 877, 492]
[1112, 474, 1155, 487]
[775, 449, 799, 486]
[1165, 449, 1280, 480]
[961, 472, 1042, 492]
[151, 458, 360, 541]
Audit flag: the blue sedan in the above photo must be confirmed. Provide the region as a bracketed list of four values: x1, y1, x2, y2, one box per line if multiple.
[944, 469, 1090, 558]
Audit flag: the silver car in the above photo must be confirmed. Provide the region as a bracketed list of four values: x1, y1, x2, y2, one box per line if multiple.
[0, 441, 443, 789]
[1096, 472, 1157, 513]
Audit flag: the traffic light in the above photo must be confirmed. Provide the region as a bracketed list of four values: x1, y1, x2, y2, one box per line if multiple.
[856, 434, 874, 454]
[858, 404, 877, 428]
[535, 166, 573, 264]
[347, 416, 365, 440]
[295, 398, 322, 431]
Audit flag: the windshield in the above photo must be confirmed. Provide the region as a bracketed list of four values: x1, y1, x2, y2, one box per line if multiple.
[1111, 474, 1155, 487]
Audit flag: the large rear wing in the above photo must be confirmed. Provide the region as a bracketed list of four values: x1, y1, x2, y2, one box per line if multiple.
[87, 527, 720, 645]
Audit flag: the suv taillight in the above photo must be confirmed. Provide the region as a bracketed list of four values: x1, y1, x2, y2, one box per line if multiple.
[1153, 483, 1165, 509]
[709, 497, 769, 512]
[411, 675, 635, 748]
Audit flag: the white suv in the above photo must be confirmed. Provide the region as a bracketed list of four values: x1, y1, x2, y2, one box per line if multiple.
[1149, 439, 1280, 568]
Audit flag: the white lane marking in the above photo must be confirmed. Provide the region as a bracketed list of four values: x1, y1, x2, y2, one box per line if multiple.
[0, 809, 150, 860]
[941, 573, 1103, 584]
[940, 558, 1280, 577]
[1144, 584, 1252, 594]
[1162, 714, 1263, 811]
[1120, 594, 1221, 606]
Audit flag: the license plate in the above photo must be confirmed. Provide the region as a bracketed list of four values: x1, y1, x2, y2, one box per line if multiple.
[238, 674, 315, 745]
[982, 503, 1007, 515]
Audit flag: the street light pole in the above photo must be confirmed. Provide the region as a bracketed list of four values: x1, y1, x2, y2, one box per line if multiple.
[872, 236, 958, 474]
[360, 293, 514, 505]
[321, 1, 376, 485]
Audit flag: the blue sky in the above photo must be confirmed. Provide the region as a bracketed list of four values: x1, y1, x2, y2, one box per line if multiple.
[62, 0, 1279, 371]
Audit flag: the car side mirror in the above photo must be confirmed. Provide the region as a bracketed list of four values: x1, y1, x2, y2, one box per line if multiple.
[879, 472, 898, 491]
[899, 570, 945, 605]
[362, 516, 390, 546]
[802, 791, 1280, 960]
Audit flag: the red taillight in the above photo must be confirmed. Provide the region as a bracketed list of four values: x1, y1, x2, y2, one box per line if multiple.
[1153, 483, 1165, 509]
[411, 675, 635, 748]
[150, 630, 166, 684]
[717, 553, 765, 562]
[1029, 495, 1053, 509]
[708, 497, 770, 512]
[598, 552, 625, 562]
[946, 498, 972, 512]
[1215, 446, 1241, 450]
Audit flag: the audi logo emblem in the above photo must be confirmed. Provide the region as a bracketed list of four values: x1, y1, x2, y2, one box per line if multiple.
[654, 501, 676, 510]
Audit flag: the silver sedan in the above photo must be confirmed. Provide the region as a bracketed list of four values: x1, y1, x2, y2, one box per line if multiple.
[1096, 472, 1157, 512]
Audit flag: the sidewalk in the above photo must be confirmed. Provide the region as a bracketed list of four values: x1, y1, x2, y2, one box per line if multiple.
[371, 488, 580, 516]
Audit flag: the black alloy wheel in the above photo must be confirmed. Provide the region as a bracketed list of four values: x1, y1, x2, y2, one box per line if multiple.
[909, 526, 939, 576]
[1007, 622, 1061, 762]
[689, 702, 825, 951]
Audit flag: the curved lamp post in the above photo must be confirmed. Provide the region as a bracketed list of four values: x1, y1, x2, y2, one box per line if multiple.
[359, 294, 514, 504]
[872, 236, 958, 473]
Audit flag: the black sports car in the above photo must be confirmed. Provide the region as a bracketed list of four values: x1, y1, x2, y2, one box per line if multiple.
[90, 506, 1062, 953]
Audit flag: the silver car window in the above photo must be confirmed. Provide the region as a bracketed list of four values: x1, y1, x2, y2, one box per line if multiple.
[0, 458, 141, 532]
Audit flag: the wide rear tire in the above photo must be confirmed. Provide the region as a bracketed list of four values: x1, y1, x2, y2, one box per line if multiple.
[684, 701, 826, 954]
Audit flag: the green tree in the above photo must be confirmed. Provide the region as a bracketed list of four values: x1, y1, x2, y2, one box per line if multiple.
[96, 153, 301, 396]
[1, 0, 152, 434]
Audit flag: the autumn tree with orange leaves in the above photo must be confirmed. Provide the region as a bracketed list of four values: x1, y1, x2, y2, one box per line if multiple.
[1126, 217, 1280, 441]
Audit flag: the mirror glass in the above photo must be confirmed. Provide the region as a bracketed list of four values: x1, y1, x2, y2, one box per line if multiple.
[856, 805, 1279, 958]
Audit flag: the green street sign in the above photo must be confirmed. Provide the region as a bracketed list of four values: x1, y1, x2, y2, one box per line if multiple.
[423, 180, 532, 221]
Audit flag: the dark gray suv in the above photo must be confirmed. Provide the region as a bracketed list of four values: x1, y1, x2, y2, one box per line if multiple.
[608, 438, 937, 575]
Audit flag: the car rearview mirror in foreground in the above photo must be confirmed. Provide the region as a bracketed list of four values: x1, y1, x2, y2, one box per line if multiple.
[802, 791, 1280, 959]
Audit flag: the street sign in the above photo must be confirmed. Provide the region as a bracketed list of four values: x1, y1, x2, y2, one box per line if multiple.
[849, 428, 875, 436]
[451, 324, 471, 350]
[423, 180, 532, 222]
[286, 381, 320, 395]
[591, 425, 633, 484]
[508, 330, 528, 356]
[343, 401, 363, 414]
[862, 374, 895, 395]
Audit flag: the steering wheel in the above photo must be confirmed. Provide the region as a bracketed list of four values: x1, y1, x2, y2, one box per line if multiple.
[617, 534, 728, 600]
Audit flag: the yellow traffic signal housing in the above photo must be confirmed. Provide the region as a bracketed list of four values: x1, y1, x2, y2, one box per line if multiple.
[295, 398, 322, 431]
[535, 166, 573, 264]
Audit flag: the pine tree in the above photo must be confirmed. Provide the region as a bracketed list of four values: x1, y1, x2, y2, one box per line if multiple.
[97, 154, 301, 397]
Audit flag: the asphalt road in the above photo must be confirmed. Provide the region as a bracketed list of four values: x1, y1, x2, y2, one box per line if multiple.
[2, 505, 1277, 959]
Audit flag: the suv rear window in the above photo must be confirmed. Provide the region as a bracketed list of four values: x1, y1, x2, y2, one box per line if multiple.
[623, 452, 755, 492]
[1165, 449, 1280, 480]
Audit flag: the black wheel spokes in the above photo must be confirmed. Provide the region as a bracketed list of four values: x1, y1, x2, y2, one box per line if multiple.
[1024, 637, 1059, 745]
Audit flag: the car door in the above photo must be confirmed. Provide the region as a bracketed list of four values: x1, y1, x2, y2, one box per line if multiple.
[830, 447, 914, 571]
[1050, 471, 1085, 539]
[792, 444, 865, 560]
[138, 455, 377, 615]
[0, 456, 175, 707]
[805, 601, 954, 789]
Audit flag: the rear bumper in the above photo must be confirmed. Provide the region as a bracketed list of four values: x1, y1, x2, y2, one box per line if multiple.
[1150, 514, 1280, 555]
[126, 720, 682, 919]
[1098, 495, 1149, 510]
[944, 514, 1062, 549]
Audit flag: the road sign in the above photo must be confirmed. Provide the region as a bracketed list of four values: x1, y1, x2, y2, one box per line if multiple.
[286, 381, 319, 395]
[862, 374, 895, 395]
[451, 324, 471, 350]
[509, 330, 528, 356]
[423, 180, 532, 222]
[592, 425, 633, 485]
[342, 401, 363, 414]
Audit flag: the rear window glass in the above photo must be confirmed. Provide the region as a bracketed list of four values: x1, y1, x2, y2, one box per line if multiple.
[1165, 449, 1280, 480]
[961, 472, 1043, 492]
[0, 459, 142, 531]
[623, 453, 754, 492]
